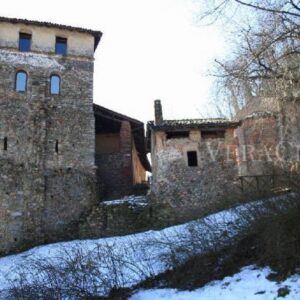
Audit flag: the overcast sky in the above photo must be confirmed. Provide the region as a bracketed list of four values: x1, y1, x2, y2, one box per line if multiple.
[2, 0, 225, 123]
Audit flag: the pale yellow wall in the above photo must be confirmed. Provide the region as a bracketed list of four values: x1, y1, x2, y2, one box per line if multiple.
[0, 22, 95, 57]
[132, 141, 146, 184]
[96, 133, 120, 154]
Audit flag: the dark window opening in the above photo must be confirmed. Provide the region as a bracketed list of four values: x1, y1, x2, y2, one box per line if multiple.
[3, 137, 7, 151]
[201, 130, 225, 139]
[55, 140, 59, 153]
[50, 75, 61, 95]
[19, 33, 31, 52]
[166, 131, 189, 139]
[55, 37, 67, 55]
[187, 151, 198, 167]
[15, 71, 28, 92]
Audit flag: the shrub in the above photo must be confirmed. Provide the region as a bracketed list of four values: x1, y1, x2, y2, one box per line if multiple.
[246, 196, 300, 274]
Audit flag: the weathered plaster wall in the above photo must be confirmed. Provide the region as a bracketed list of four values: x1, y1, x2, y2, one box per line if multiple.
[235, 98, 300, 175]
[235, 113, 280, 176]
[0, 22, 95, 57]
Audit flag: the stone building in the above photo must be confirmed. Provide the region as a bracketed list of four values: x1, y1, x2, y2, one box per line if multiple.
[232, 96, 300, 176]
[0, 16, 102, 254]
[94, 104, 151, 199]
[147, 98, 300, 217]
[148, 100, 240, 212]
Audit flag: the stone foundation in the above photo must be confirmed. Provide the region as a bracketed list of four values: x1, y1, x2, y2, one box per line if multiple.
[78, 196, 151, 238]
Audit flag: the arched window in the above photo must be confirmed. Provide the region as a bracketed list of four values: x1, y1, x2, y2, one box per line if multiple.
[15, 71, 27, 92]
[50, 75, 61, 95]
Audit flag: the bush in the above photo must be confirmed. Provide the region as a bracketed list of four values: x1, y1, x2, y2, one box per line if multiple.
[137, 194, 300, 290]
[4, 241, 156, 300]
[4, 193, 300, 298]
[247, 196, 300, 275]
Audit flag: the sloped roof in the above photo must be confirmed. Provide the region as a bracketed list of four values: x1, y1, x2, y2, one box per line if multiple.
[94, 104, 151, 172]
[146, 118, 240, 153]
[147, 118, 240, 130]
[0, 16, 102, 50]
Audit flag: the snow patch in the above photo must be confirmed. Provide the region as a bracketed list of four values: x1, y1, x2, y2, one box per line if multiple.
[130, 266, 300, 300]
[0, 49, 64, 69]
[103, 195, 148, 206]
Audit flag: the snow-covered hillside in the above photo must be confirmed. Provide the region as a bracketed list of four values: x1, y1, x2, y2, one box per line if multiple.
[0, 194, 296, 298]
[130, 266, 300, 300]
[0, 205, 240, 295]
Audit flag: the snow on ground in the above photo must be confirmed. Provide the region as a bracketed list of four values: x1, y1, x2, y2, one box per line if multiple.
[0, 194, 294, 296]
[103, 195, 148, 206]
[130, 266, 300, 300]
[0, 204, 240, 294]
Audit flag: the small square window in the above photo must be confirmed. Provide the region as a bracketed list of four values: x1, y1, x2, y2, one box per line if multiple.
[166, 131, 189, 139]
[55, 37, 67, 55]
[19, 33, 31, 52]
[187, 151, 198, 167]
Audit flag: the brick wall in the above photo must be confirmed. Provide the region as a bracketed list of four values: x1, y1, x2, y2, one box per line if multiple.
[235, 113, 279, 175]
[95, 121, 134, 199]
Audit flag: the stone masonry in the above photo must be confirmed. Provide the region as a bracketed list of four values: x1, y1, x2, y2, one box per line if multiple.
[148, 100, 240, 222]
[148, 99, 300, 223]
[0, 17, 102, 254]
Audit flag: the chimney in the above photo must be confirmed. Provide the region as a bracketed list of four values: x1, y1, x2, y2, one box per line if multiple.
[154, 100, 163, 124]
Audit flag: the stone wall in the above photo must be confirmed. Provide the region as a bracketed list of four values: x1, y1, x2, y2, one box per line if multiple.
[150, 128, 239, 221]
[0, 25, 97, 255]
[0, 159, 44, 254]
[78, 196, 151, 238]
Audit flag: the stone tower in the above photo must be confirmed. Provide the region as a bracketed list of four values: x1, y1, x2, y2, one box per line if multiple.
[0, 17, 102, 254]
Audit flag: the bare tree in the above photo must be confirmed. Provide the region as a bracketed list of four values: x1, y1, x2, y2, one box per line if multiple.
[199, 0, 300, 116]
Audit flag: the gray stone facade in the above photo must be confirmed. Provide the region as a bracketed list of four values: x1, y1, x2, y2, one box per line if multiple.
[148, 101, 240, 221]
[0, 17, 101, 254]
[148, 99, 300, 222]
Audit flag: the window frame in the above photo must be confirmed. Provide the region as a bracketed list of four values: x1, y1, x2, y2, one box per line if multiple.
[19, 33, 32, 52]
[166, 131, 190, 139]
[50, 74, 61, 95]
[15, 70, 28, 93]
[3, 137, 7, 151]
[55, 37, 67, 55]
[187, 151, 198, 167]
